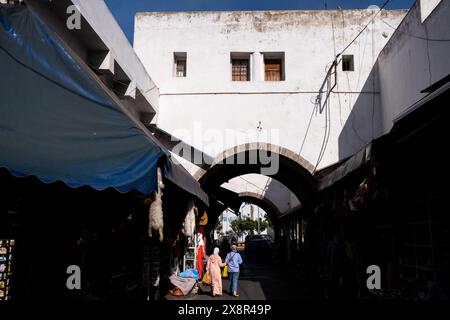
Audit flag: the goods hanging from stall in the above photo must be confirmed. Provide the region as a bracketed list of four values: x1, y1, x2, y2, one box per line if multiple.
[0, 239, 14, 301]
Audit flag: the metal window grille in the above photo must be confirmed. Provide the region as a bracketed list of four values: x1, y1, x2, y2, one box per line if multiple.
[232, 59, 249, 81]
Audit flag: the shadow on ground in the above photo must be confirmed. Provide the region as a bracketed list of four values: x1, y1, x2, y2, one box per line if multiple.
[166, 253, 309, 300]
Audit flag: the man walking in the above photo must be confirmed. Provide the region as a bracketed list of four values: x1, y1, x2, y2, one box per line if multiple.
[226, 245, 243, 297]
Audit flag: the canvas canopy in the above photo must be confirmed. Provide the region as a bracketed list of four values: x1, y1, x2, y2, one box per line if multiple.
[0, 5, 208, 205]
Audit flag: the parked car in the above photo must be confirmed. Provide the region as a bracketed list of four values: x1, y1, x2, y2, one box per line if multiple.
[245, 234, 274, 244]
[244, 234, 274, 257]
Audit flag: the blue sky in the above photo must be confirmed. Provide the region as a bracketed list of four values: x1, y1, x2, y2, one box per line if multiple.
[105, 0, 415, 44]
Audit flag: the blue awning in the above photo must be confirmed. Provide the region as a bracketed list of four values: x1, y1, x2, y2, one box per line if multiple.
[0, 5, 208, 205]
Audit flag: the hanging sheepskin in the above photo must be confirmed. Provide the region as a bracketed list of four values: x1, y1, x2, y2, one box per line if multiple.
[148, 167, 164, 242]
[184, 199, 196, 237]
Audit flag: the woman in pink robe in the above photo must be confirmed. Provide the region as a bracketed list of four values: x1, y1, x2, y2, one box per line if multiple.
[206, 247, 227, 296]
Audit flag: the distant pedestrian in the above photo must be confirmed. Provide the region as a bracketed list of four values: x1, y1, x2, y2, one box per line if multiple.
[226, 245, 243, 297]
[206, 247, 227, 296]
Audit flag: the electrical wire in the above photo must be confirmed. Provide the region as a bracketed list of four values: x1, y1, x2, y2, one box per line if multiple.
[298, 97, 318, 155]
[371, 17, 376, 140]
[336, 0, 391, 59]
[331, 12, 346, 128]
[238, 176, 268, 193]
[309, 1, 391, 171]
[298, 59, 336, 163]
[424, 23, 433, 86]
[381, 18, 450, 42]
[313, 58, 338, 172]
[314, 83, 332, 172]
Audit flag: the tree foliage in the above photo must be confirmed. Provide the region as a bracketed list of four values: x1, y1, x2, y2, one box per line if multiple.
[231, 217, 270, 235]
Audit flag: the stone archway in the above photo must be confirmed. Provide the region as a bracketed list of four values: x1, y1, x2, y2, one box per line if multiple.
[194, 142, 315, 180]
[197, 143, 318, 227]
[237, 191, 281, 223]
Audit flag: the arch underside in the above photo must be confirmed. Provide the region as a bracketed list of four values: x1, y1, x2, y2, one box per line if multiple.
[237, 192, 281, 223]
[199, 145, 318, 225]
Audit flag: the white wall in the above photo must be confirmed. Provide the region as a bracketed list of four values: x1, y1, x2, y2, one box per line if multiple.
[134, 9, 406, 214]
[420, 0, 443, 22]
[72, 0, 159, 113]
[135, 9, 405, 166]
[221, 174, 301, 213]
[378, 0, 450, 132]
[24, 0, 159, 120]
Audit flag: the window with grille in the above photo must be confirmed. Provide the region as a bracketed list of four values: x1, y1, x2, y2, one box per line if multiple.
[231, 58, 250, 81]
[174, 52, 187, 77]
[263, 52, 285, 81]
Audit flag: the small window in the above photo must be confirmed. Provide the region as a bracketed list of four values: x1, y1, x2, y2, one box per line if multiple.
[265, 59, 282, 81]
[231, 53, 250, 81]
[342, 55, 354, 72]
[174, 52, 187, 77]
[263, 52, 285, 81]
[232, 59, 250, 81]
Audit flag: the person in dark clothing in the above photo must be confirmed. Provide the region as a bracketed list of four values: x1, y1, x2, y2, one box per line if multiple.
[327, 234, 344, 299]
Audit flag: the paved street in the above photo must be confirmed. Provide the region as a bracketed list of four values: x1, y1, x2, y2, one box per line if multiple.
[166, 254, 308, 300]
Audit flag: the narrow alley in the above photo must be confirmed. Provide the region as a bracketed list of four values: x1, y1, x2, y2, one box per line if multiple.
[167, 251, 308, 300]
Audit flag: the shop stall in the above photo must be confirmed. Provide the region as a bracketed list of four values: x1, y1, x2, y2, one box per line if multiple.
[0, 5, 209, 300]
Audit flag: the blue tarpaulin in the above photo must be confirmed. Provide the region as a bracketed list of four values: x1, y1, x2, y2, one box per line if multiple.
[0, 5, 198, 198]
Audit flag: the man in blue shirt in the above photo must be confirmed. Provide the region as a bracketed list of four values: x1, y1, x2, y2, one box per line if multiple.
[225, 244, 243, 297]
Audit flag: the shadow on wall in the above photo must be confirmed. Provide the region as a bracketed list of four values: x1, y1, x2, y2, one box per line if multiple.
[263, 177, 301, 214]
[337, 64, 382, 159]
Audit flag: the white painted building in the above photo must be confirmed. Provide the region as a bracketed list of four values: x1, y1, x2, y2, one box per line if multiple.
[4, 0, 448, 239]
[134, 7, 407, 215]
[216, 204, 270, 241]
[377, 0, 450, 132]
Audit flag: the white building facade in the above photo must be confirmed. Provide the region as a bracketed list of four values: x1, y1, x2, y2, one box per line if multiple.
[377, 0, 450, 132]
[134, 8, 410, 216]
